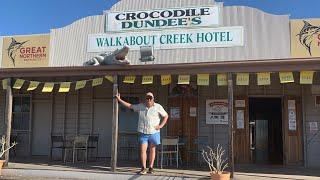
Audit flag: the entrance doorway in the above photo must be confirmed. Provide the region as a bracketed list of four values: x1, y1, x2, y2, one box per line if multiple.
[249, 98, 283, 164]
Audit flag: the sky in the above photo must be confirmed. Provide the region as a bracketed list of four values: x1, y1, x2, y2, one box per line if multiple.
[0, 0, 320, 36]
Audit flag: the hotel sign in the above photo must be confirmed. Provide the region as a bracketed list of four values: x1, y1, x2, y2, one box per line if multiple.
[106, 6, 221, 31]
[87, 26, 243, 52]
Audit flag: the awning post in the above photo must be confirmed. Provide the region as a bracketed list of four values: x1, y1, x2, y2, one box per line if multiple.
[110, 75, 119, 172]
[4, 78, 13, 167]
[227, 73, 234, 178]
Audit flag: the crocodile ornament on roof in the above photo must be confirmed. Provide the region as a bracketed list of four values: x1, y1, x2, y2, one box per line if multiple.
[84, 46, 130, 66]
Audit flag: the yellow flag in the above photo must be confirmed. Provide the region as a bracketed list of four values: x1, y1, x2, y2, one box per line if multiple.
[178, 75, 190, 84]
[161, 75, 171, 85]
[92, 78, 103, 87]
[257, 72, 271, 86]
[2, 79, 8, 90]
[142, 75, 153, 85]
[123, 76, 136, 83]
[279, 72, 294, 83]
[300, 71, 314, 84]
[197, 74, 209, 86]
[236, 73, 249, 86]
[13, 79, 25, 89]
[59, 82, 71, 93]
[217, 74, 227, 86]
[27, 81, 40, 91]
[75, 80, 86, 90]
[42, 83, 54, 92]
[105, 75, 114, 83]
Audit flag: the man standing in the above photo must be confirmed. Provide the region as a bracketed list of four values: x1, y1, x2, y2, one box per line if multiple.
[115, 92, 168, 175]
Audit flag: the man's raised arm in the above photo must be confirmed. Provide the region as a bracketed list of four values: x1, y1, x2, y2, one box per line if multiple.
[115, 93, 132, 109]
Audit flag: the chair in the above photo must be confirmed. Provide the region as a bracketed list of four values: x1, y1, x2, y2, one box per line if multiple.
[87, 134, 99, 160]
[187, 136, 209, 166]
[72, 135, 89, 163]
[63, 135, 75, 163]
[50, 134, 65, 161]
[118, 133, 138, 161]
[157, 136, 179, 169]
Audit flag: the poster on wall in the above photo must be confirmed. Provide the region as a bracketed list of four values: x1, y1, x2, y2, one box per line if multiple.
[309, 122, 318, 133]
[235, 100, 245, 108]
[288, 100, 297, 131]
[190, 107, 197, 117]
[206, 99, 228, 124]
[170, 107, 180, 120]
[236, 110, 244, 129]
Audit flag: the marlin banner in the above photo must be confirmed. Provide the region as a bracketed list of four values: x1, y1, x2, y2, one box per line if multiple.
[291, 19, 320, 58]
[2, 34, 50, 68]
[88, 26, 243, 52]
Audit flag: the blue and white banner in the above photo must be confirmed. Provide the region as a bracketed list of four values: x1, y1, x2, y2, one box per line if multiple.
[87, 26, 244, 52]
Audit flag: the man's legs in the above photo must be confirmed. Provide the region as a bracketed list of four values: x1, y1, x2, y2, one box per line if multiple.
[148, 144, 156, 168]
[140, 143, 148, 169]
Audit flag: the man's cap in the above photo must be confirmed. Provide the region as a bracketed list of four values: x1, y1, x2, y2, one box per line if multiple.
[146, 92, 154, 98]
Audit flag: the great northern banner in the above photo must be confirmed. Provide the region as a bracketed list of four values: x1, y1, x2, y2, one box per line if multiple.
[291, 19, 320, 58]
[2, 34, 50, 68]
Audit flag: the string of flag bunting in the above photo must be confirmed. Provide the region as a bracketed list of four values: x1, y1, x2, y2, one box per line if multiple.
[0, 71, 316, 93]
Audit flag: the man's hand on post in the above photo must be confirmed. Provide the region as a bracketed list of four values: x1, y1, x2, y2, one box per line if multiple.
[115, 93, 120, 101]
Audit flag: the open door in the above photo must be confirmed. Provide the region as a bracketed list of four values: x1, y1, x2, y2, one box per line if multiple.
[233, 96, 250, 163]
[283, 96, 303, 165]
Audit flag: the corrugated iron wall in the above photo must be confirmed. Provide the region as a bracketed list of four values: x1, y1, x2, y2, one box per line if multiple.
[49, 0, 290, 67]
[50, 15, 105, 67]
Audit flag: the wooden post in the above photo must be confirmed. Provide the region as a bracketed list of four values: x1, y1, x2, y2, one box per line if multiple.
[110, 75, 119, 172]
[4, 78, 13, 167]
[227, 73, 234, 178]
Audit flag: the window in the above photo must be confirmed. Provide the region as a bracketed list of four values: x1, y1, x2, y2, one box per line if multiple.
[12, 96, 30, 131]
[119, 97, 139, 132]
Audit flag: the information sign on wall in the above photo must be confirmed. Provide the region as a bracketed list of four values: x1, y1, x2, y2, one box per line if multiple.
[206, 99, 228, 124]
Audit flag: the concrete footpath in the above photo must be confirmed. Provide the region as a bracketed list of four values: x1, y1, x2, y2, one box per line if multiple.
[1, 163, 320, 180]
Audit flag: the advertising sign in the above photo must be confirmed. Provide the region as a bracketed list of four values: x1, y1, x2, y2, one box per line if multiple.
[2, 35, 50, 68]
[88, 26, 244, 52]
[291, 19, 320, 57]
[206, 99, 228, 124]
[106, 6, 221, 31]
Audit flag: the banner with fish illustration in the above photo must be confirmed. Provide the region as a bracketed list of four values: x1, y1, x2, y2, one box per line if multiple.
[291, 19, 320, 58]
[1, 34, 50, 68]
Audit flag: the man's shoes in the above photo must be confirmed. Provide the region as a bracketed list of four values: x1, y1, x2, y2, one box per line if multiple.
[148, 167, 155, 174]
[139, 167, 148, 175]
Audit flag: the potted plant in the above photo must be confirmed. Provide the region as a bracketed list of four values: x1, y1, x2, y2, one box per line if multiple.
[202, 144, 230, 180]
[0, 135, 17, 175]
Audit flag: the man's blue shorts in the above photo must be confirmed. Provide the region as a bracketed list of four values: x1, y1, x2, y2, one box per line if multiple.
[139, 132, 161, 145]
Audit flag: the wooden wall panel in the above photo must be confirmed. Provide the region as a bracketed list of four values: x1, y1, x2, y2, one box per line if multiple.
[233, 97, 250, 163]
[283, 96, 303, 165]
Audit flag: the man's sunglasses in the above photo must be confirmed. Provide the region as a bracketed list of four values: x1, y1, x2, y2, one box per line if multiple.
[145, 96, 153, 100]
